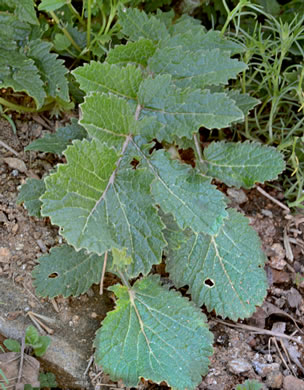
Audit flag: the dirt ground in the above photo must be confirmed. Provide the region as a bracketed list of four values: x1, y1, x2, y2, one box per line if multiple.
[1, 116, 304, 390]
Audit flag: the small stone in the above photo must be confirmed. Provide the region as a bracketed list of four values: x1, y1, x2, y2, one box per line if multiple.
[4, 157, 27, 173]
[0, 211, 8, 223]
[269, 243, 286, 270]
[0, 247, 11, 263]
[261, 209, 273, 218]
[266, 371, 283, 389]
[283, 375, 304, 390]
[252, 361, 280, 377]
[227, 188, 248, 204]
[15, 242, 24, 251]
[227, 359, 251, 374]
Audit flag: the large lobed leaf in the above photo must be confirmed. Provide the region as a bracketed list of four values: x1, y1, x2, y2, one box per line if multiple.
[165, 209, 268, 320]
[95, 275, 213, 389]
[41, 138, 166, 278]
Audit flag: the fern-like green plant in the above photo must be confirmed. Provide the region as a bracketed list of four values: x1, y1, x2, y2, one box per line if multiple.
[20, 7, 285, 389]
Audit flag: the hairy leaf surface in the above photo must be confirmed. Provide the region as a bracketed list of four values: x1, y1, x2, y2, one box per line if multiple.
[95, 276, 213, 389]
[41, 139, 166, 277]
[80, 94, 138, 150]
[165, 209, 267, 320]
[25, 118, 87, 155]
[107, 39, 156, 67]
[204, 141, 285, 188]
[17, 178, 46, 217]
[149, 150, 227, 235]
[32, 245, 108, 298]
[138, 75, 244, 140]
[73, 62, 142, 99]
[118, 7, 169, 42]
[148, 47, 246, 88]
[226, 90, 260, 115]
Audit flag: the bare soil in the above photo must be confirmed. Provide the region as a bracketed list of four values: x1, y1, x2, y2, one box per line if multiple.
[1, 116, 304, 390]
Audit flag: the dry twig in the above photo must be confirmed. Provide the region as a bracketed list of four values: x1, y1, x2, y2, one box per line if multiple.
[256, 186, 290, 212]
[0, 140, 19, 156]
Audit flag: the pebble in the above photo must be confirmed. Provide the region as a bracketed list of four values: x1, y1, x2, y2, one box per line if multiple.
[227, 188, 248, 204]
[0, 247, 11, 263]
[269, 243, 286, 270]
[227, 359, 251, 374]
[252, 361, 280, 377]
[283, 375, 304, 390]
[266, 371, 283, 389]
[4, 157, 27, 173]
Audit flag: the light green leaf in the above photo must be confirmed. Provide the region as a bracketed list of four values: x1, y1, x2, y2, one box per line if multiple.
[53, 33, 71, 51]
[165, 209, 267, 320]
[4, 339, 21, 352]
[149, 150, 227, 235]
[79, 94, 137, 151]
[25, 118, 87, 155]
[0, 49, 45, 108]
[25, 325, 40, 345]
[226, 90, 260, 116]
[235, 379, 263, 390]
[95, 276, 213, 389]
[168, 14, 204, 36]
[138, 74, 244, 140]
[112, 247, 132, 269]
[38, 372, 57, 388]
[204, 141, 286, 188]
[27, 40, 69, 102]
[17, 178, 46, 218]
[38, 0, 66, 12]
[32, 244, 109, 298]
[73, 62, 143, 100]
[107, 39, 156, 67]
[164, 29, 244, 55]
[41, 139, 166, 278]
[148, 47, 247, 88]
[118, 7, 169, 42]
[32, 335, 50, 357]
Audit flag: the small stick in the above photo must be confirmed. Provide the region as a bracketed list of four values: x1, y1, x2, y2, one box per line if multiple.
[16, 334, 25, 388]
[0, 140, 19, 156]
[51, 298, 59, 313]
[27, 310, 56, 324]
[256, 186, 290, 213]
[214, 318, 303, 345]
[27, 311, 54, 334]
[83, 355, 94, 377]
[99, 251, 108, 295]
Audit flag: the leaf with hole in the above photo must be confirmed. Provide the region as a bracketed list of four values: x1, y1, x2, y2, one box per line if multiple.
[32, 244, 111, 298]
[165, 209, 267, 320]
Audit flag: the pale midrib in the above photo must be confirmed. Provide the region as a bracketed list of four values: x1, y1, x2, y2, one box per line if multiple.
[79, 104, 142, 240]
[80, 134, 132, 238]
[211, 236, 247, 310]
